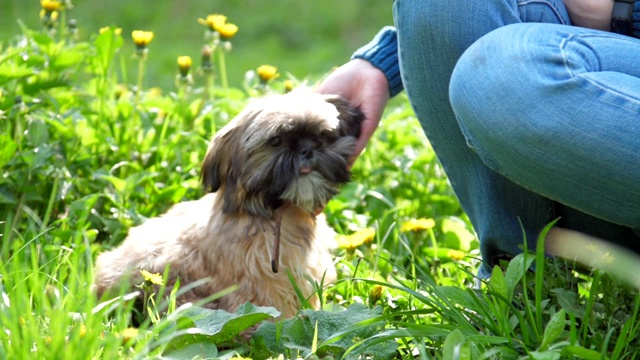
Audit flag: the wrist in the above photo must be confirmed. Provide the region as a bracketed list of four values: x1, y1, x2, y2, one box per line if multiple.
[351, 26, 403, 97]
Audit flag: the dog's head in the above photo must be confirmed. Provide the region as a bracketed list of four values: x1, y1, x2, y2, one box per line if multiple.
[201, 89, 364, 217]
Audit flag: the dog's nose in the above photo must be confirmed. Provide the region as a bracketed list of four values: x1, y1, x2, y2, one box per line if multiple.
[300, 147, 314, 159]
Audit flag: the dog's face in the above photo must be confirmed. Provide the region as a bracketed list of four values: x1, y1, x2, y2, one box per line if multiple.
[201, 90, 363, 217]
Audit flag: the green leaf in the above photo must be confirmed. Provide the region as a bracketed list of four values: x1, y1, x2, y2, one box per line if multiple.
[489, 265, 508, 300]
[0, 62, 33, 85]
[0, 134, 17, 169]
[527, 350, 561, 360]
[26, 118, 49, 146]
[93, 28, 123, 74]
[539, 310, 566, 351]
[561, 345, 608, 360]
[161, 342, 218, 360]
[441, 217, 476, 251]
[252, 304, 396, 360]
[434, 286, 479, 313]
[550, 288, 584, 319]
[163, 303, 279, 355]
[504, 253, 534, 293]
[443, 329, 467, 360]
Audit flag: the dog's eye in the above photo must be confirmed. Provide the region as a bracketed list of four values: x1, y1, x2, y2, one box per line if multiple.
[269, 136, 282, 147]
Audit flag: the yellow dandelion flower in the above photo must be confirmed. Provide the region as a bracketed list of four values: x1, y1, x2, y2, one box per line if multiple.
[140, 269, 163, 286]
[284, 79, 294, 93]
[177, 56, 192, 77]
[39, 9, 59, 21]
[100, 26, 122, 36]
[217, 23, 238, 40]
[257, 65, 279, 83]
[336, 228, 376, 250]
[40, 0, 62, 11]
[446, 249, 465, 261]
[400, 218, 436, 233]
[147, 87, 163, 98]
[119, 327, 139, 344]
[44, 336, 53, 344]
[198, 14, 227, 32]
[131, 30, 154, 48]
[19, 316, 26, 326]
[79, 324, 87, 338]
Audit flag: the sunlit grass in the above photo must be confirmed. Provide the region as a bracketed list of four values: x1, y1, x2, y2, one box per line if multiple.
[0, 7, 638, 360]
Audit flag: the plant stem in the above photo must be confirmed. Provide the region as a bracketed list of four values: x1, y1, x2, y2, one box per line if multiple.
[136, 56, 146, 102]
[218, 48, 228, 94]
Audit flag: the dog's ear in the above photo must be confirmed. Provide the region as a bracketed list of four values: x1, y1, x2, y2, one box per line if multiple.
[201, 128, 237, 193]
[200, 115, 251, 194]
[323, 95, 364, 138]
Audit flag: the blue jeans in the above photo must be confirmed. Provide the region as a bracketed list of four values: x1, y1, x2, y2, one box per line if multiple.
[394, 0, 640, 277]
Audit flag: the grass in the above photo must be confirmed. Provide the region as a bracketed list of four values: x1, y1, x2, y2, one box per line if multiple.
[1, 5, 639, 360]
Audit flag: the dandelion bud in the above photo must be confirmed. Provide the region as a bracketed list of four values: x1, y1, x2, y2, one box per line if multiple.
[257, 65, 279, 84]
[368, 285, 383, 307]
[222, 41, 232, 52]
[177, 56, 192, 77]
[131, 30, 154, 57]
[201, 45, 214, 74]
[284, 79, 294, 93]
[67, 18, 77, 31]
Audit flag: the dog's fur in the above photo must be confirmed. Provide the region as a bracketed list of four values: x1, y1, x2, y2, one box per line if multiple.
[93, 90, 363, 317]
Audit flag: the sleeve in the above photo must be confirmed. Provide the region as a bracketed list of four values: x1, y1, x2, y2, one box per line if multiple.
[633, 1, 640, 38]
[351, 26, 403, 97]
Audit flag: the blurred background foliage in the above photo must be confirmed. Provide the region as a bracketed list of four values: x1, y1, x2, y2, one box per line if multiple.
[1, 0, 394, 89]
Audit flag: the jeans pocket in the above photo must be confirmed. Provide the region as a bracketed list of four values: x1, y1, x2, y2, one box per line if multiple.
[517, 0, 571, 24]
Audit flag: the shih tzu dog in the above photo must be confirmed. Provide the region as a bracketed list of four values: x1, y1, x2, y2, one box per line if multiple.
[93, 89, 363, 318]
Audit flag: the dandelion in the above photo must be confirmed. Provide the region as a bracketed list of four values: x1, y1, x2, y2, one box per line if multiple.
[257, 65, 280, 83]
[39, 9, 59, 29]
[40, 0, 62, 11]
[100, 26, 122, 36]
[66, 19, 79, 41]
[140, 269, 163, 286]
[284, 79, 294, 93]
[446, 249, 465, 261]
[177, 56, 192, 77]
[198, 14, 228, 32]
[131, 30, 154, 56]
[118, 327, 139, 345]
[201, 45, 214, 74]
[336, 228, 375, 250]
[217, 23, 238, 40]
[400, 218, 436, 233]
[79, 324, 87, 338]
[368, 285, 383, 307]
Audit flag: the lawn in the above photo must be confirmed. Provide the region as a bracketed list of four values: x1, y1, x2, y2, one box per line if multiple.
[1, 3, 639, 359]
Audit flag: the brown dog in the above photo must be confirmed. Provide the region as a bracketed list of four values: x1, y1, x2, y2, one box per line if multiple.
[93, 90, 363, 317]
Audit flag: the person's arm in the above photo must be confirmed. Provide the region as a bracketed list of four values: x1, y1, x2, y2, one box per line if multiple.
[316, 27, 401, 164]
[563, 0, 613, 30]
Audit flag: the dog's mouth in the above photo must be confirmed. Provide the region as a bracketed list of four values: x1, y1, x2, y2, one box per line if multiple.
[300, 166, 313, 174]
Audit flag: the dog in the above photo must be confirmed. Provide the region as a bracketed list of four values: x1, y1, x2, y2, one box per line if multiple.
[93, 89, 363, 317]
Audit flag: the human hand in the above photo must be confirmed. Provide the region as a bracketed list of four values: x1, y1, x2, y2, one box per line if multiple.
[316, 59, 390, 166]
